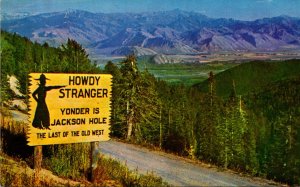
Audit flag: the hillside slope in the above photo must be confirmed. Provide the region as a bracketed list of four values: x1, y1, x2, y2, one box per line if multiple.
[194, 60, 300, 97]
[0, 154, 85, 186]
[244, 76, 300, 184]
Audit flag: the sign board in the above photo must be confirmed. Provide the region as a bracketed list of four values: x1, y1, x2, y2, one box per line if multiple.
[28, 73, 112, 146]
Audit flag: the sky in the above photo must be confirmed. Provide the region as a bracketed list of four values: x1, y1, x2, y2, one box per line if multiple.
[1, 0, 300, 20]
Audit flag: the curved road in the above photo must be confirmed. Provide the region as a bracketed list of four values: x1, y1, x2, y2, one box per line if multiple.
[99, 140, 275, 186]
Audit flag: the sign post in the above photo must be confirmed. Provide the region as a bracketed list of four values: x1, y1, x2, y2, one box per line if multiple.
[89, 141, 96, 182]
[34, 146, 42, 186]
[28, 73, 112, 182]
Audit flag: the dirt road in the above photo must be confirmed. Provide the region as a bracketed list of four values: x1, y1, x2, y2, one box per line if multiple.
[99, 140, 275, 186]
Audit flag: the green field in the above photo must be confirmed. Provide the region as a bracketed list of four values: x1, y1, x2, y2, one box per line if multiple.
[98, 56, 237, 86]
[136, 57, 238, 86]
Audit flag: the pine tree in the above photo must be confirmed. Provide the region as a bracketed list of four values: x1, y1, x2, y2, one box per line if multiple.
[118, 55, 139, 140]
[137, 70, 160, 144]
[115, 55, 161, 142]
[1, 32, 16, 102]
[60, 38, 91, 73]
[104, 61, 124, 138]
[196, 71, 221, 163]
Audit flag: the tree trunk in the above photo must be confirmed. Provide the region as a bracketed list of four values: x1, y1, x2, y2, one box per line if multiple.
[126, 100, 133, 140]
[159, 107, 162, 149]
[127, 119, 133, 140]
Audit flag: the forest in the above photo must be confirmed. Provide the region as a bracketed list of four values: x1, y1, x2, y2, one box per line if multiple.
[1, 30, 299, 185]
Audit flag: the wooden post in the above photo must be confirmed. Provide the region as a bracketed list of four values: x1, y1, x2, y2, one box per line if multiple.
[0, 113, 4, 153]
[34, 146, 42, 186]
[89, 142, 96, 182]
[159, 106, 162, 150]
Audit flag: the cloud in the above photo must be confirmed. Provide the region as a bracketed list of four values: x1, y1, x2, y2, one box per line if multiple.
[198, 10, 207, 14]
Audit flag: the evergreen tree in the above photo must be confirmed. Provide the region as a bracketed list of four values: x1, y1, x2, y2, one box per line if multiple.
[1, 32, 16, 102]
[137, 70, 161, 144]
[195, 71, 221, 163]
[60, 38, 95, 73]
[105, 61, 126, 138]
[115, 55, 160, 142]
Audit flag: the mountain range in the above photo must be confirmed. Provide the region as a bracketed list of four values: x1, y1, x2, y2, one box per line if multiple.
[2, 9, 300, 56]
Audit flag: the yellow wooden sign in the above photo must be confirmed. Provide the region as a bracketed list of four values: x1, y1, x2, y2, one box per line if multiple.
[28, 73, 112, 146]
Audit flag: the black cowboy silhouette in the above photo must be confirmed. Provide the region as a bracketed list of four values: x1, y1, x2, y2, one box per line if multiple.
[32, 74, 65, 130]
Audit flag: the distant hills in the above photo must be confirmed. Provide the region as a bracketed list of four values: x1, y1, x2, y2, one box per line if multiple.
[2, 9, 300, 56]
[194, 60, 300, 97]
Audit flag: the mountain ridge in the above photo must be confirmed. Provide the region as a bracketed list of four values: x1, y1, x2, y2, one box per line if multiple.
[2, 9, 300, 56]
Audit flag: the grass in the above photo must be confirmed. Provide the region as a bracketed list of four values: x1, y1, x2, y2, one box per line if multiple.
[0, 155, 34, 187]
[94, 154, 169, 187]
[1, 109, 169, 186]
[0, 154, 84, 186]
[136, 57, 238, 86]
[43, 143, 91, 180]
